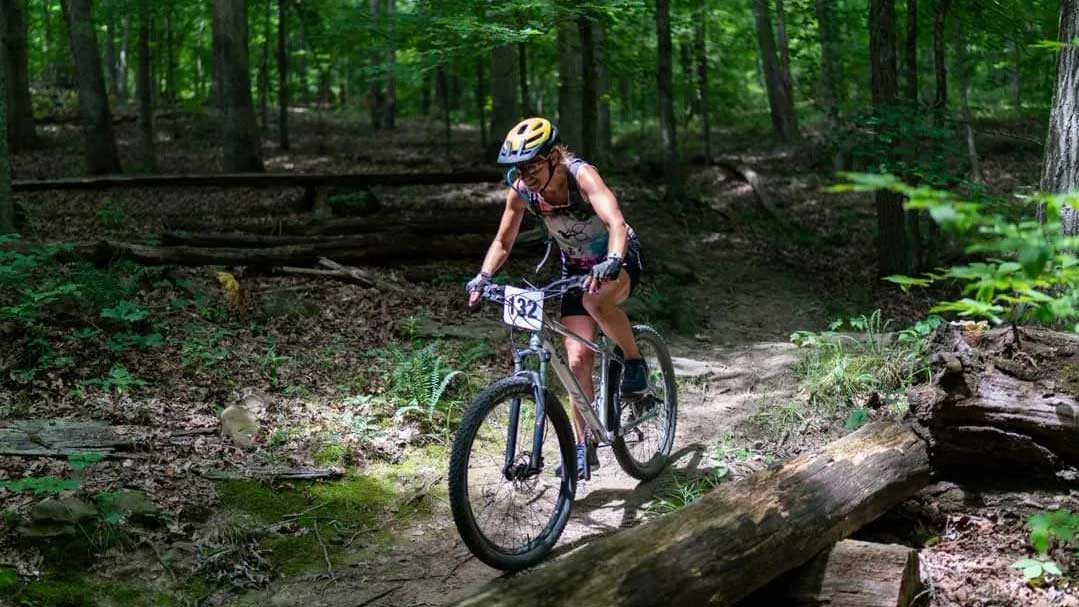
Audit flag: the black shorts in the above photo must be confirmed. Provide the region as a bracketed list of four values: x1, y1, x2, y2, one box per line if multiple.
[560, 241, 643, 319]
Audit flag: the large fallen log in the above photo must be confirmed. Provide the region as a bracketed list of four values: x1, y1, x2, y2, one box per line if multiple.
[908, 323, 1079, 475]
[94, 229, 545, 267]
[745, 540, 921, 607]
[453, 422, 930, 607]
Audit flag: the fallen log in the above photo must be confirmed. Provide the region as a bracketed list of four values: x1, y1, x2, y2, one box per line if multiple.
[908, 323, 1079, 475]
[744, 540, 921, 607]
[453, 422, 931, 607]
[274, 257, 405, 293]
[712, 160, 793, 231]
[202, 466, 342, 481]
[95, 229, 543, 267]
[0, 420, 136, 456]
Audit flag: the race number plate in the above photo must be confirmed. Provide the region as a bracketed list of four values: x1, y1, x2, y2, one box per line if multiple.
[503, 287, 544, 331]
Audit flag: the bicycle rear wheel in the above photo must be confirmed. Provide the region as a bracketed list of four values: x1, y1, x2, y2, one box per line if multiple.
[612, 325, 678, 481]
[448, 376, 577, 571]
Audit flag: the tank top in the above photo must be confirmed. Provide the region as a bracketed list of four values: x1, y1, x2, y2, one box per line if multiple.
[520, 158, 637, 271]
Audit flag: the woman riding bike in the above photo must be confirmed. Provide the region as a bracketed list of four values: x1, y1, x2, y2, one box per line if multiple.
[466, 117, 646, 479]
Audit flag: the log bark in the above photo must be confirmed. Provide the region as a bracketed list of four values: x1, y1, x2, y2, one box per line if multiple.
[1, 0, 37, 151]
[1042, 0, 1079, 234]
[0, 419, 136, 456]
[95, 229, 545, 267]
[908, 324, 1079, 476]
[746, 540, 921, 607]
[274, 258, 404, 293]
[453, 422, 930, 607]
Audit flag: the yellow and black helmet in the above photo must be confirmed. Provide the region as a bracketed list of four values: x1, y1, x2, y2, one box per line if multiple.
[497, 117, 559, 165]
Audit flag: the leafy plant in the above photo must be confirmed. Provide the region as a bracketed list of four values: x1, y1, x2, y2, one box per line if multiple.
[96, 197, 129, 231]
[257, 345, 292, 385]
[99, 300, 149, 324]
[1011, 557, 1063, 585]
[82, 364, 147, 394]
[67, 452, 106, 471]
[1027, 510, 1079, 555]
[0, 476, 80, 496]
[386, 343, 464, 432]
[180, 326, 233, 372]
[646, 469, 729, 516]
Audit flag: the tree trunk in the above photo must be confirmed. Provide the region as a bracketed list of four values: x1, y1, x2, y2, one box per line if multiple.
[277, 0, 289, 150]
[1, 0, 37, 152]
[367, 0, 383, 129]
[750, 540, 922, 607]
[557, 20, 582, 152]
[213, 0, 264, 172]
[166, 5, 175, 103]
[694, 13, 711, 162]
[297, 16, 307, 103]
[104, 4, 118, 97]
[420, 70, 431, 116]
[258, 0, 270, 131]
[909, 324, 1079, 476]
[117, 12, 128, 99]
[775, 0, 795, 103]
[475, 58, 487, 150]
[656, 0, 681, 202]
[436, 66, 451, 155]
[1009, 39, 1022, 112]
[905, 0, 918, 102]
[680, 40, 693, 120]
[453, 422, 930, 607]
[0, 69, 12, 234]
[61, 0, 123, 175]
[957, 39, 980, 183]
[1042, 0, 1079, 234]
[932, 0, 949, 112]
[136, 1, 155, 172]
[518, 42, 530, 115]
[385, 0, 396, 129]
[594, 20, 612, 165]
[752, 0, 799, 142]
[490, 43, 517, 153]
[870, 0, 909, 276]
[815, 0, 841, 126]
[579, 15, 597, 160]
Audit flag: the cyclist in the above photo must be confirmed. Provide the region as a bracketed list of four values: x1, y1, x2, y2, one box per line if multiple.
[466, 117, 646, 479]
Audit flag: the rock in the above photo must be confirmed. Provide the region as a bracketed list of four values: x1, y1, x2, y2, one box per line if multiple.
[103, 490, 160, 524]
[17, 523, 76, 539]
[220, 404, 259, 448]
[30, 497, 96, 524]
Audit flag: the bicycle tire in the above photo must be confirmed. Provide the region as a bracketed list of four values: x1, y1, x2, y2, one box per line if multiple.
[612, 325, 678, 481]
[448, 376, 577, 571]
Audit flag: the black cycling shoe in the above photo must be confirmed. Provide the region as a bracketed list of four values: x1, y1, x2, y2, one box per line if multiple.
[621, 358, 649, 395]
[555, 444, 587, 480]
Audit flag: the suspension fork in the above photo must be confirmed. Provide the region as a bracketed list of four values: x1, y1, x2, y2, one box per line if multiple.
[504, 333, 550, 479]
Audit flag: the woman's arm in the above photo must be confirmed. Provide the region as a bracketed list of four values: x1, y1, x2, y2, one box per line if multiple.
[574, 165, 628, 258]
[478, 188, 528, 276]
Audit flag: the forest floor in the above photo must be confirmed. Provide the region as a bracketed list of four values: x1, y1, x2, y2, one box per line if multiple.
[1, 109, 1076, 607]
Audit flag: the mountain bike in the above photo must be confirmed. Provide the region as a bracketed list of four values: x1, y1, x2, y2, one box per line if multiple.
[448, 276, 678, 571]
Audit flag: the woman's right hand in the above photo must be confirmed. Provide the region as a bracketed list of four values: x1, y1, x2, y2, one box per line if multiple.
[466, 272, 491, 307]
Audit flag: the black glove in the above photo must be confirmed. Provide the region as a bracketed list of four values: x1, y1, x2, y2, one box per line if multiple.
[590, 255, 623, 281]
[466, 271, 492, 294]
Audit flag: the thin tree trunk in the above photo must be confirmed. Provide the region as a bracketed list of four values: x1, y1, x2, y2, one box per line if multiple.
[490, 43, 517, 153]
[117, 12, 128, 99]
[165, 5, 175, 102]
[1010, 38, 1022, 111]
[420, 70, 430, 116]
[815, 0, 841, 126]
[105, 4, 118, 97]
[367, 0, 383, 129]
[619, 76, 630, 123]
[956, 38, 980, 183]
[436, 66, 451, 156]
[932, 0, 949, 113]
[137, 1, 155, 172]
[694, 13, 711, 162]
[775, 0, 794, 97]
[594, 20, 612, 165]
[385, 0, 396, 129]
[655, 0, 681, 202]
[0, 70, 12, 234]
[1, 0, 37, 151]
[277, 0, 289, 150]
[680, 40, 694, 120]
[557, 20, 582, 152]
[518, 42, 530, 115]
[579, 15, 597, 160]
[61, 0, 122, 175]
[905, 0, 918, 102]
[475, 58, 487, 150]
[213, 0, 264, 172]
[258, 0, 270, 130]
[1043, 0, 1079, 234]
[297, 16, 308, 103]
[752, 0, 799, 142]
[871, 0, 909, 276]
[195, 16, 205, 99]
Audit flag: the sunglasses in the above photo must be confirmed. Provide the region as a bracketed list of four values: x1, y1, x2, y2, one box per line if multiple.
[515, 156, 552, 176]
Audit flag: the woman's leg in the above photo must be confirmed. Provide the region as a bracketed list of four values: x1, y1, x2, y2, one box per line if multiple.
[581, 270, 640, 360]
[561, 314, 596, 445]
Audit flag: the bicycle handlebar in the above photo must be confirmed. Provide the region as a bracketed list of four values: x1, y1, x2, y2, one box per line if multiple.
[478, 275, 587, 305]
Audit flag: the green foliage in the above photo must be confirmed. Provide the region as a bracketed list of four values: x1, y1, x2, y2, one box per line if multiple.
[385, 342, 464, 432]
[0, 476, 79, 496]
[66, 452, 106, 471]
[646, 469, 729, 516]
[844, 407, 869, 430]
[99, 300, 149, 324]
[95, 198, 129, 231]
[81, 364, 147, 394]
[791, 310, 934, 415]
[179, 326, 233, 372]
[1027, 510, 1079, 555]
[845, 175, 1079, 329]
[1011, 557, 1063, 585]
[624, 283, 699, 335]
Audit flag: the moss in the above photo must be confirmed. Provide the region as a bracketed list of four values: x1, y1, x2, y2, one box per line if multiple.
[218, 475, 396, 529]
[267, 535, 323, 576]
[313, 443, 349, 467]
[0, 568, 18, 593]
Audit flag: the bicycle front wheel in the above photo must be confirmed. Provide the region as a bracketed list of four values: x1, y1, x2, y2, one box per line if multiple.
[448, 376, 577, 571]
[612, 325, 678, 481]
